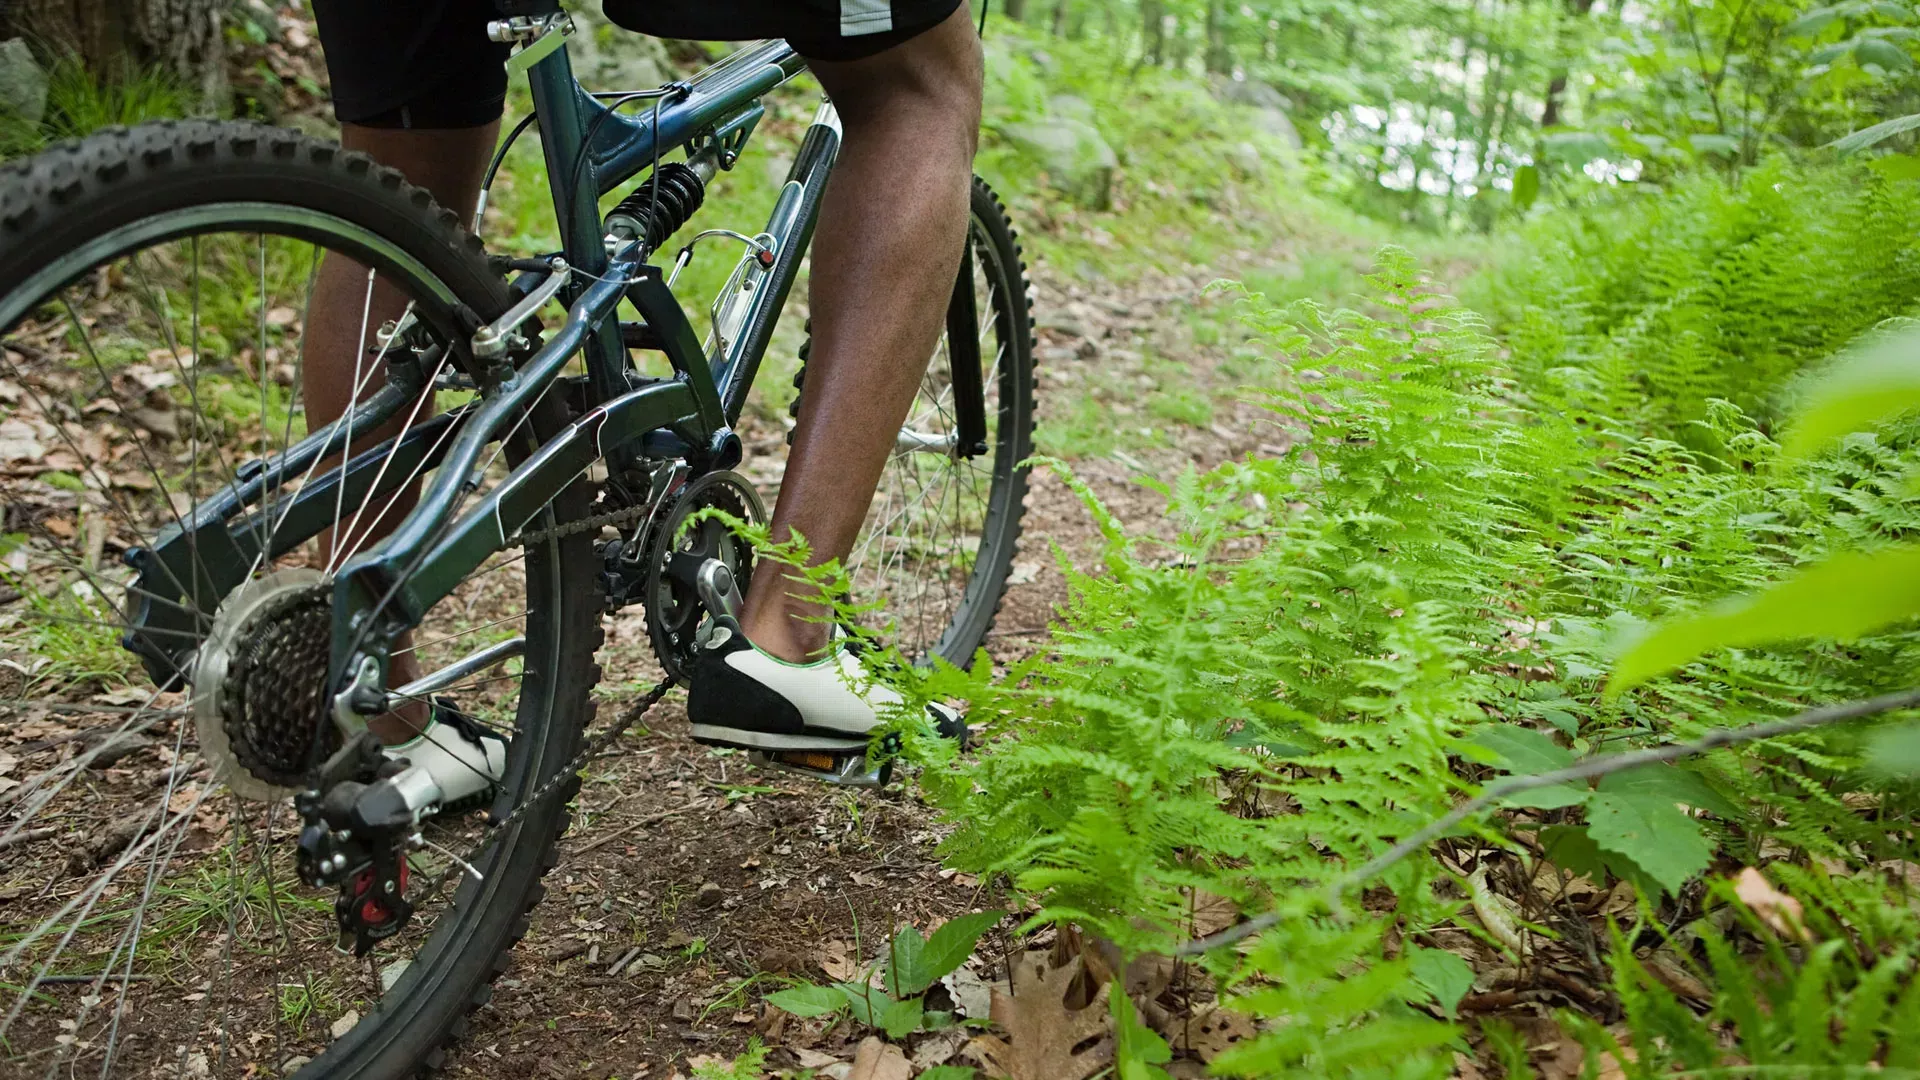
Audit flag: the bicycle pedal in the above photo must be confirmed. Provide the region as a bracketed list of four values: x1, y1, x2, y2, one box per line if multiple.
[748, 749, 891, 788]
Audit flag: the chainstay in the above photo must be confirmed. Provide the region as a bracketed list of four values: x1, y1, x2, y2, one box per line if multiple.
[458, 672, 678, 866]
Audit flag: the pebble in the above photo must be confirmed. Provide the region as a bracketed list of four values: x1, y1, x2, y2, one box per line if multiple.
[695, 881, 724, 908]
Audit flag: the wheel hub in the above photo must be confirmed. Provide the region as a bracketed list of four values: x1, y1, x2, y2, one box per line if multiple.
[193, 569, 341, 801]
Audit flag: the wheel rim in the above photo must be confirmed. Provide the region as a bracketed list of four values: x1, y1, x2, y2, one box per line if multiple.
[0, 211, 564, 1076]
[845, 206, 1027, 665]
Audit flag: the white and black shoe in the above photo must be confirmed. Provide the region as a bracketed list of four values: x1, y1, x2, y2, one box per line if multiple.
[381, 699, 507, 816]
[686, 616, 966, 752]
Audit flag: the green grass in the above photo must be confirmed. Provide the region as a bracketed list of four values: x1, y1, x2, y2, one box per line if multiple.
[0, 59, 194, 159]
[1147, 386, 1213, 429]
[278, 974, 344, 1030]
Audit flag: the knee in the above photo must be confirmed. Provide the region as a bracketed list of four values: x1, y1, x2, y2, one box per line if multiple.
[818, 20, 983, 157]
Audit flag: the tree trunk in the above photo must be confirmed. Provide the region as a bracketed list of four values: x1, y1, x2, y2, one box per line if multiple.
[1002, 0, 1029, 21]
[1051, 0, 1068, 37]
[1142, 0, 1166, 66]
[1204, 0, 1231, 73]
[2, 0, 228, 109]
[1539, 0, 1598, 128]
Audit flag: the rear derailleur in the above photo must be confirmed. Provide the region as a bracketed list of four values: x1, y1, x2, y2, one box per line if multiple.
[294, 733, 428, 956]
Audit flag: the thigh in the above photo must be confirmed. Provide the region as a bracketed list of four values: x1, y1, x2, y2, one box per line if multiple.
[312, 0, 509, 128]
[601, 0, 964, 62]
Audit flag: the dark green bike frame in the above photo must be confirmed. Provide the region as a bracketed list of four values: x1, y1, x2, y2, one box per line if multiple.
[128, 1, 990, 714]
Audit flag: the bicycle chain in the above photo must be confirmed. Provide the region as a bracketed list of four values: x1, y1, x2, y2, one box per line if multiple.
[511, 500, 653, 547]
[452, 500, 676, 866]
[454, 671, 677, 868]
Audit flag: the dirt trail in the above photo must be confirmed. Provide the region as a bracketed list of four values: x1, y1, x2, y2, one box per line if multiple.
[436, 255, 1280, 1078]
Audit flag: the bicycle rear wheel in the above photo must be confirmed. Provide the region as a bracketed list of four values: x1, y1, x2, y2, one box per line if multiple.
[0, 122, 601, 1078]
[830, 176, 1036, 666]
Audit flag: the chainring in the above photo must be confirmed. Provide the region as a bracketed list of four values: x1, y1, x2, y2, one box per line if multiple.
[641, 470, 765, 681]
[192, 568, 340, 802]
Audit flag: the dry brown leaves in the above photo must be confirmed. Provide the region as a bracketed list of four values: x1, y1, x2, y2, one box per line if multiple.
[846, 1037, 911, 1080]
[973, 950, 1113, 1080]
[1733, 867, 1808, 940]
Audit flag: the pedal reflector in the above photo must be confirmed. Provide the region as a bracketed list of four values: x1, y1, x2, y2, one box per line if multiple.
[778, 751, 839, 771]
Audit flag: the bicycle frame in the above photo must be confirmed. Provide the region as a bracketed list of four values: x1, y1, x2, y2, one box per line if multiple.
[307, 23, 832, 705]
[123, 4, 991, 717]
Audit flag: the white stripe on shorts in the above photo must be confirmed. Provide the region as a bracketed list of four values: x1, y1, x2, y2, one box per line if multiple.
[840, 0, 894, 35]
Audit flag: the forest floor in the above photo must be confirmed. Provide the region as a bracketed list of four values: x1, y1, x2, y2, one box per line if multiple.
[0, 213, 1346, 1078]
[441, 243, 1324, 1079]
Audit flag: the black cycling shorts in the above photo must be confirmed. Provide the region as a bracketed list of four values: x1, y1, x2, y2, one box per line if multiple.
[313, 0, 963, 129]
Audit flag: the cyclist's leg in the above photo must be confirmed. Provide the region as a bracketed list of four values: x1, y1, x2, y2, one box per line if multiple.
[738, 3, 985, 663]
[308, 0, 507, 744]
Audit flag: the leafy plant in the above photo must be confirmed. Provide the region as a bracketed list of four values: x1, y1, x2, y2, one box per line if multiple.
[689, 1037, 769, 1080]
[764, 913, 1001, 1039]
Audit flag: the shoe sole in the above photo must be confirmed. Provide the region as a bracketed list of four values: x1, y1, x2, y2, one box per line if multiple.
[688, 724, 871, 752]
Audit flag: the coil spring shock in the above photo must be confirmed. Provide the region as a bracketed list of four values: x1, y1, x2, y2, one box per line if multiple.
[605, 162, 707, 255]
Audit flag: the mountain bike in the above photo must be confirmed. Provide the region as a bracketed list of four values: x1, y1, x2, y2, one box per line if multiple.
[0, 6, 1034, 1074]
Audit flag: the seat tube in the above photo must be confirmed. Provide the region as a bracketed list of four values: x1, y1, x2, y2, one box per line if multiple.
[526, 47, 630, 406]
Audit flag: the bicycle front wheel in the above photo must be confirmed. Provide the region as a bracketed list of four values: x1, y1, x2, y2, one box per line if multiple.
[0, 122, 601, 1078]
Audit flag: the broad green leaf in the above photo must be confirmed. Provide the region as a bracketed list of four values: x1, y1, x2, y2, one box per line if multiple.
[919, 1068, 977, 1080]
[1787, 6, 1845, 37]
[1407, 947, 1475, 1018]
[1782, 328, 1920, 455]
[882, 926, 928, 998]
[1470, 725, 1587, 808]
[766, 984, 849, 1018]
[1541, 824, 1609, 880]
[1541, 130, 1612, 165]
[837, 982, 923, 1037]
[887, 911, 1001, 995]
[1111, 989, 1174, 1080]
[1511, 164, 1540, 211]
[1857, 36, 1916, 69]
[1869, 153, 1920, 180]
[1867, 720, 1920, 776]
[1587, 790, 1714, 897]
[1469, 725, 1573, 774]
[1597, 765, 1742, 820]
[878, 994, 926, 1039]
[1611, 545, 1920, 690]
[1688, 132, 1742, 156]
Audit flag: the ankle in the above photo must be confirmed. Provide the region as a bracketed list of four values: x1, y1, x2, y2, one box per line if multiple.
[738, 611, 830, 664]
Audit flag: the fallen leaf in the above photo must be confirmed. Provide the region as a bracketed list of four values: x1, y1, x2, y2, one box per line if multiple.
[0, 418, 47, 462]
[1642, 947, 1710, 1002]
[912, 1030, 967, 1070]
[846, 1037, 910, 1080]
[941, 964, 1000, 1019]
[265, 306, 299, 328]
[1187, 890, 1240, 937]
[982, 951, 1112, 1080]
[793, 1048, 841, 1069]
[817, 940, 860, 982]
[1733, 867, 1807, 940]
[1174, 1005, 1256, 1062]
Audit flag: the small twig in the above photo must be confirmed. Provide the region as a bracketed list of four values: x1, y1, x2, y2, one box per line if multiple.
[568, 806, 693, 856]
[1178, 686, 1920, 956]
[604, 945, 643, 977]
[0, 827, 56, 852]
[5, 702, 185, 718]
